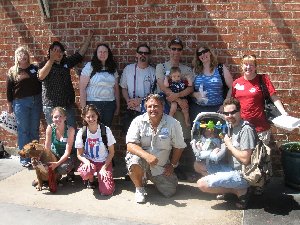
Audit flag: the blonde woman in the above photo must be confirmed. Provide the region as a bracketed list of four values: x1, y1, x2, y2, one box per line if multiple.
[232, 55, 287, 145]
[44, 107, 78, 183]
[232, 55, 288, 195]
[6, 46, 42, 167]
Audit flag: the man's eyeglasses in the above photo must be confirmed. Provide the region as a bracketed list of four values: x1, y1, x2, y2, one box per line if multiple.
[223, 109, 239, 116]
[170, 47, 183, 52]
[197, 49, 210, 57]
[137, 51, 150, 55]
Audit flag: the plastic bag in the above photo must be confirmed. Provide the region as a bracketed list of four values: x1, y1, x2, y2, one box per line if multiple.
[0, 111, 17, 135]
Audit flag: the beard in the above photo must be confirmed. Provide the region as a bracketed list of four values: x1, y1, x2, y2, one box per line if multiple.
[139, 56, 147, 62]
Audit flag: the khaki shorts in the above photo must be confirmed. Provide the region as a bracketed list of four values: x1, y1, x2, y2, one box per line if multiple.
[125, 152, 178, 197]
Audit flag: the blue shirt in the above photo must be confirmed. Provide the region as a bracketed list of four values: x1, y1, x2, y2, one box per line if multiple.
[193, 67, 224, 106]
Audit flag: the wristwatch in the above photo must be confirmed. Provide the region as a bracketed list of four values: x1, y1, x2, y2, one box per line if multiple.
[171, 162, 179, 168]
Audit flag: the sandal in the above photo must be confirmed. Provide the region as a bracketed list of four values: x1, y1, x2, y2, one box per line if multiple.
[236, 189, 251, 209]
[66, 173, 75, 183]
[86, 180, 96, 189]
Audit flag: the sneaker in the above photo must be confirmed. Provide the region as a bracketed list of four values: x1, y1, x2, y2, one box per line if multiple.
[135, 188, 146, 203]
[22, 162, 32, 168]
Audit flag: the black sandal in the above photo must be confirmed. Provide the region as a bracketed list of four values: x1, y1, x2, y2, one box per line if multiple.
[86, 180, 96, 189]
[236, 189, 251, 209]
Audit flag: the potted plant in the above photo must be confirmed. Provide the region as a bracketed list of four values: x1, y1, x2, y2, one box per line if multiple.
[280, 142, 300, 190]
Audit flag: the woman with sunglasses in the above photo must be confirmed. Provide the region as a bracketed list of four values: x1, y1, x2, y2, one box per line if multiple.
[232, 55, 287, 194]
[80, 43, 120, 127]
[190, 44, 233, 124]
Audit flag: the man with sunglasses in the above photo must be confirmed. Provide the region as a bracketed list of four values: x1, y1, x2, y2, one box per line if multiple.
[155, 37, 194, 180]
[196, 97, 257, 209]
[120, 43, 156, 133]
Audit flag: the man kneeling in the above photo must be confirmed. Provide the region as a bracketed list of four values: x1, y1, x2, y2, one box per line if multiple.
[195, 98, 257, 209]
[125, 94, 187, 203]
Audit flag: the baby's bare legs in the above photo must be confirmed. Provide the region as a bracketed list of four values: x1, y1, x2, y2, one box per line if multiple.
[169, 101, 178, 117]
[177, 98, 191, 126]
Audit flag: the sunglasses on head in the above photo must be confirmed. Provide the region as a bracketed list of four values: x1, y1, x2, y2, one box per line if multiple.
[170, 47, 183, 52]
[197, 49, 210, 57]
[223, 109, 239, 116]
[137, 51, 150, 55]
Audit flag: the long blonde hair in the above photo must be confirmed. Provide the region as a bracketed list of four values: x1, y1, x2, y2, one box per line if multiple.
[8, 46, 31, 81]
[192, 44, 218, 74]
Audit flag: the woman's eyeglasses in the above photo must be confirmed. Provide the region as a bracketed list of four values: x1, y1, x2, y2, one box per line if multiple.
[223, 109, 239, 116]
[137, 51, 150, 55]
[197, 49, 210, 57]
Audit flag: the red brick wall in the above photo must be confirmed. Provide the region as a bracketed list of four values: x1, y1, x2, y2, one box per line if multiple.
[1, 0, 299, 174]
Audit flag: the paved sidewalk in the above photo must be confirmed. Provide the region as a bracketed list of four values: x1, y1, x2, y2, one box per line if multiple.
[1, 156, 299, 225]
[0, 156, 241, 225]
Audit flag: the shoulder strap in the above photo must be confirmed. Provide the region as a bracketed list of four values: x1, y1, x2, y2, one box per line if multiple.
[82, 126, 87, 146]
[100, 123, 108, 149]
[217, 63, 228, 99]
[217, 63, 224, 77]
[259, 75, 270, 99]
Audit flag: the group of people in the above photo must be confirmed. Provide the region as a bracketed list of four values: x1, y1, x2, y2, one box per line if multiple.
[6, 36, 288, 208]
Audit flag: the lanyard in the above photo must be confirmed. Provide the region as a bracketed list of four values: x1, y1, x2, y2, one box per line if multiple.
[133, 64, 137, 98]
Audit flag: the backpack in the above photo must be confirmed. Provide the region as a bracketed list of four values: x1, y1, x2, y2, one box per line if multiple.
[81, 123, 108, 149]
[217, 63, 229, 99]
[241, 125, 272, 187]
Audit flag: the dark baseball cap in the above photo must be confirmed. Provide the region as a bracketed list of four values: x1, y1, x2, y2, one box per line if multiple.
[168, 37, 184, 49]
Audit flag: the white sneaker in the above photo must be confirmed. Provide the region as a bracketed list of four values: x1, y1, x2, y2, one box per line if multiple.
[135, 188, 146, 203]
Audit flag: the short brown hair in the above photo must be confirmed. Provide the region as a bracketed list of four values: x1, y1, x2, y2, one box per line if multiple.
[223, 97, 241, 111]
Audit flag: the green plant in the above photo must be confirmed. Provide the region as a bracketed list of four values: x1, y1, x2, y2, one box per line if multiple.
[281, 142, 300, 153]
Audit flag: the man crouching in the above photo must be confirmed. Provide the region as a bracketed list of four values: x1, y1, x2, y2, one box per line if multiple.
[125, 94, 187, 203]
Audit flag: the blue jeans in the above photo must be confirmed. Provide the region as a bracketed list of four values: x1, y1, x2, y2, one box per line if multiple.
[13, 94, 42, 164]
[43, 104, 76, 128]
[87, 101, 116, 127]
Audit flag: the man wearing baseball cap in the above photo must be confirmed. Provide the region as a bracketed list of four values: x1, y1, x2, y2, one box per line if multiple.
[155, 37, 194, 180]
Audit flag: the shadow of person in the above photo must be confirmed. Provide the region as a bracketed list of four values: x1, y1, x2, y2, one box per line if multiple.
[249, 192, 300, 215]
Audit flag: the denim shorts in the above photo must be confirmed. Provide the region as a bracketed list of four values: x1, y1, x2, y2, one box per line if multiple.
[204, 163, 249, 189]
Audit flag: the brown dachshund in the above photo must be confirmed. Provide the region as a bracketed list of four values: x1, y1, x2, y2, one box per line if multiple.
[18, 140, 59, 191]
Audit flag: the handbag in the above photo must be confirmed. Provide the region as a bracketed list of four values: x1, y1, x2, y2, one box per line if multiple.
[0, 111, 17, 135]
[259, 76, 281, 123]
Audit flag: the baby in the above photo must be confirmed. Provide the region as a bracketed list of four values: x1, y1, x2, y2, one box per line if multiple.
[191, 120, 226, 164]
[164, 66, 192, 126]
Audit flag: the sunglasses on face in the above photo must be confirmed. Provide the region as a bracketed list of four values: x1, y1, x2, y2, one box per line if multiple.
[137, 51, 150, 55]
[197, 49, 210, 57]
[170, 47, 183, 52]
[223, 109, 239, 116]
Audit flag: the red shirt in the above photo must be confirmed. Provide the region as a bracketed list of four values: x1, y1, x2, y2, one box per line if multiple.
[232, 74, 276, 132]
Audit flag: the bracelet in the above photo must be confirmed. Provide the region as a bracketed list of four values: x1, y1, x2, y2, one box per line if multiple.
[171, 162, 179, 168]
